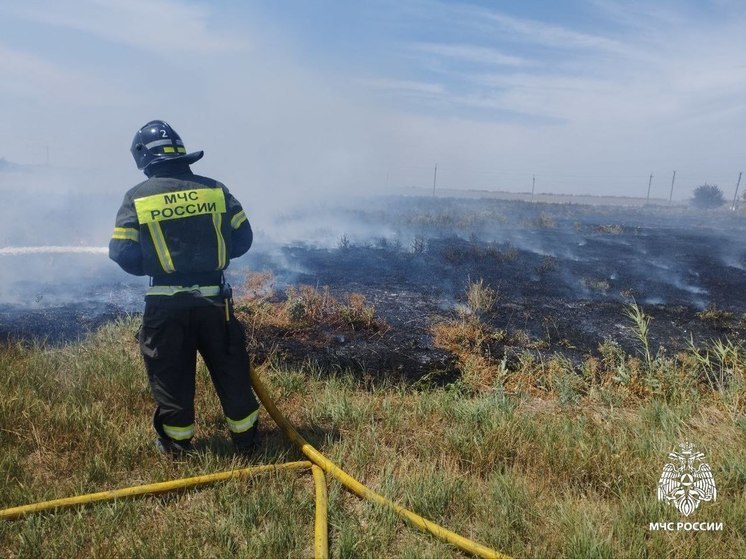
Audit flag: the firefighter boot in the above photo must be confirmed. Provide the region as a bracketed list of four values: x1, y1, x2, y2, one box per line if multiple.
[155, 437, 195, 457]
[232, 418, 259, 456]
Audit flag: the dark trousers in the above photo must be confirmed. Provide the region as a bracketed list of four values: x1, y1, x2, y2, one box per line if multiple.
[139, 298, 260, 446]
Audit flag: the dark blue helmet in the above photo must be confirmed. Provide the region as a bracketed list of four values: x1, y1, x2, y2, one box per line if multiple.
[130, 120, 204, 172]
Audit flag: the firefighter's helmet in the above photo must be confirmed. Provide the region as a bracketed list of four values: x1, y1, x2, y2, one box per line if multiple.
[130, 120, 204, 171]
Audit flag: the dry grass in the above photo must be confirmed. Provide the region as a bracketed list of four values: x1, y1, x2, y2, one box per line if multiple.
[432, 300, 745, 415]
[466, 278, 498, 315]
[236, 272, 387, 337]
[1, 309, 744, 558]
[697, 305, 736, 326]
[432, 315, 510, 393]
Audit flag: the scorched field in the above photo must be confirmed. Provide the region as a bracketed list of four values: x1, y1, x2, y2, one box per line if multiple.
[0, 194, 744, 558]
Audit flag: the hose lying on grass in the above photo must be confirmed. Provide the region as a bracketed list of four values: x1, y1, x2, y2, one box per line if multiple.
[0, 461, 329, 559]
[0, 367, 510, 559]
[250, 367, 511, 559]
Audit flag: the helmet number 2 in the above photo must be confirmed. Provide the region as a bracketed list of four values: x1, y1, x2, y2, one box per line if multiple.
[160, 129, 168, 138]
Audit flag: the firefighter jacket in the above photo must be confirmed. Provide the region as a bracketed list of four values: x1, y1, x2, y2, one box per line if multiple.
[109, 164, 252, 293]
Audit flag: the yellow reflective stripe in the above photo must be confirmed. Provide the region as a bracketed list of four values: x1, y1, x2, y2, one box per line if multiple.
[134, 188, 226, 224]
[162, 423, 194, 441]
[147, 222, 175, 273]
[226, 410, 258, 434]
[177, 147, 187, 153]
[230, 210, 247, 229]
[112, 227, 139, 242]
[212, 213, 226, 269]
[146, 285, 221, 297]
[162, 146, 176, 153]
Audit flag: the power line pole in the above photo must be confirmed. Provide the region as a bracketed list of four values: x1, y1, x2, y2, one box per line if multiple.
[668, 170, 676, 204]
[731, 171, 742, 211]
[531, 175, 536, 202]
[646, 172, 653, 205]
[432, 164, 438, 197]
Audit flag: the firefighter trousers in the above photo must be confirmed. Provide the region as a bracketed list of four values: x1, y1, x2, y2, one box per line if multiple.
[139, 298, 260, 447]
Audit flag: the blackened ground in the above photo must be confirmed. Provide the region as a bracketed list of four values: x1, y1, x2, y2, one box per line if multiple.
[243, 288, 460, 385]
[258, 198, 745, 373]
[0, 275, 145, 344]
[1, 197, 744, 382]
[0, 303, 125, 344]
[268, 243, 743, 371]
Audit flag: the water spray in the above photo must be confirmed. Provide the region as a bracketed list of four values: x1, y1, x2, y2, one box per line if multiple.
[0, 246, 108, 256]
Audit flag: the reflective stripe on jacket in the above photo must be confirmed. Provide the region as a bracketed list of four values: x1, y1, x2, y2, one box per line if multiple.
[109, 168, 252, 278]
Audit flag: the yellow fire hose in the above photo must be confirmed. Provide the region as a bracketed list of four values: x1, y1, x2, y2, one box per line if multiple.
[0, 461, 329, 558]
[250, 368, 510, 559]
[311, 465, 329, 559]
[0, 367, 509, 559]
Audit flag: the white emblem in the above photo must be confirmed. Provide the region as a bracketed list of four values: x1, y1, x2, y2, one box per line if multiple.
[657, 442, 716, 516]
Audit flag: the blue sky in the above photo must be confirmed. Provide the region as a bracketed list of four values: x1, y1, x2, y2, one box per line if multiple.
[1, 0, 745, 201]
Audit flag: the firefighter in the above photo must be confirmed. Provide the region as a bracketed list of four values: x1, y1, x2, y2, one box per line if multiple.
[109, 120, 260, 456]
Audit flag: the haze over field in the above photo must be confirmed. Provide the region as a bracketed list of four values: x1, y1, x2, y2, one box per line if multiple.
[0, 0, 744, 301]
[1, 7, 744, 556]
[0, 0, 745, 212]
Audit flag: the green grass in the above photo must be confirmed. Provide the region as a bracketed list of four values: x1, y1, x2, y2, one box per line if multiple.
[1, 317, 745, 558]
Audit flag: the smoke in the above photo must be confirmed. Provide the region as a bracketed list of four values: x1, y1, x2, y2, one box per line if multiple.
[1, 2, 745, 335]
[0, 166, 144, 307]
[1, 179, 744, 350]
[248, 195, 746, 313]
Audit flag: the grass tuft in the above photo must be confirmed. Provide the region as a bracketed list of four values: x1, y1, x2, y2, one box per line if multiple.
[1, 314, 744, 557]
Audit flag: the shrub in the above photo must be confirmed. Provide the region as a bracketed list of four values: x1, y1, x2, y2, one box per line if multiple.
[338, 234, 352, 249]
[691, 183, 725, 209]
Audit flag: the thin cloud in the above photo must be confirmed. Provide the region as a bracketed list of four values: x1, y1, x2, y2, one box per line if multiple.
[1, 0, 743, 202]
[359, 78, 445, 96]
[366, 0, 746, 128]
[479, 10, 630, 54]
[410, 0, 639, 57]
[9, 0, 248, 56]
[0, 42, 129, 107]
[588, 0, 705, 31]
[409, 42, 530, 67]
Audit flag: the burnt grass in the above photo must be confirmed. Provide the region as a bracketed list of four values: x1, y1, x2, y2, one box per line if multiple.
[245, 196, 746, 382]
[2, 195, 745, 384]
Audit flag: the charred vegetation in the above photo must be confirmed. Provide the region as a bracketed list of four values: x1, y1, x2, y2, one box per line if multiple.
[234, 273, 458, 385]
[248, 197, 744, 381]
[1, 196, 744, 395]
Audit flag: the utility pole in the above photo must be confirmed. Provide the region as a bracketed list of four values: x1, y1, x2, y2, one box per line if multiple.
[668, 170, 676, 204]
[432, 164, 438, 197]
[731, 171, 742, 211]
[646, 172, 653, 205]
[531, 175, 536, 202]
